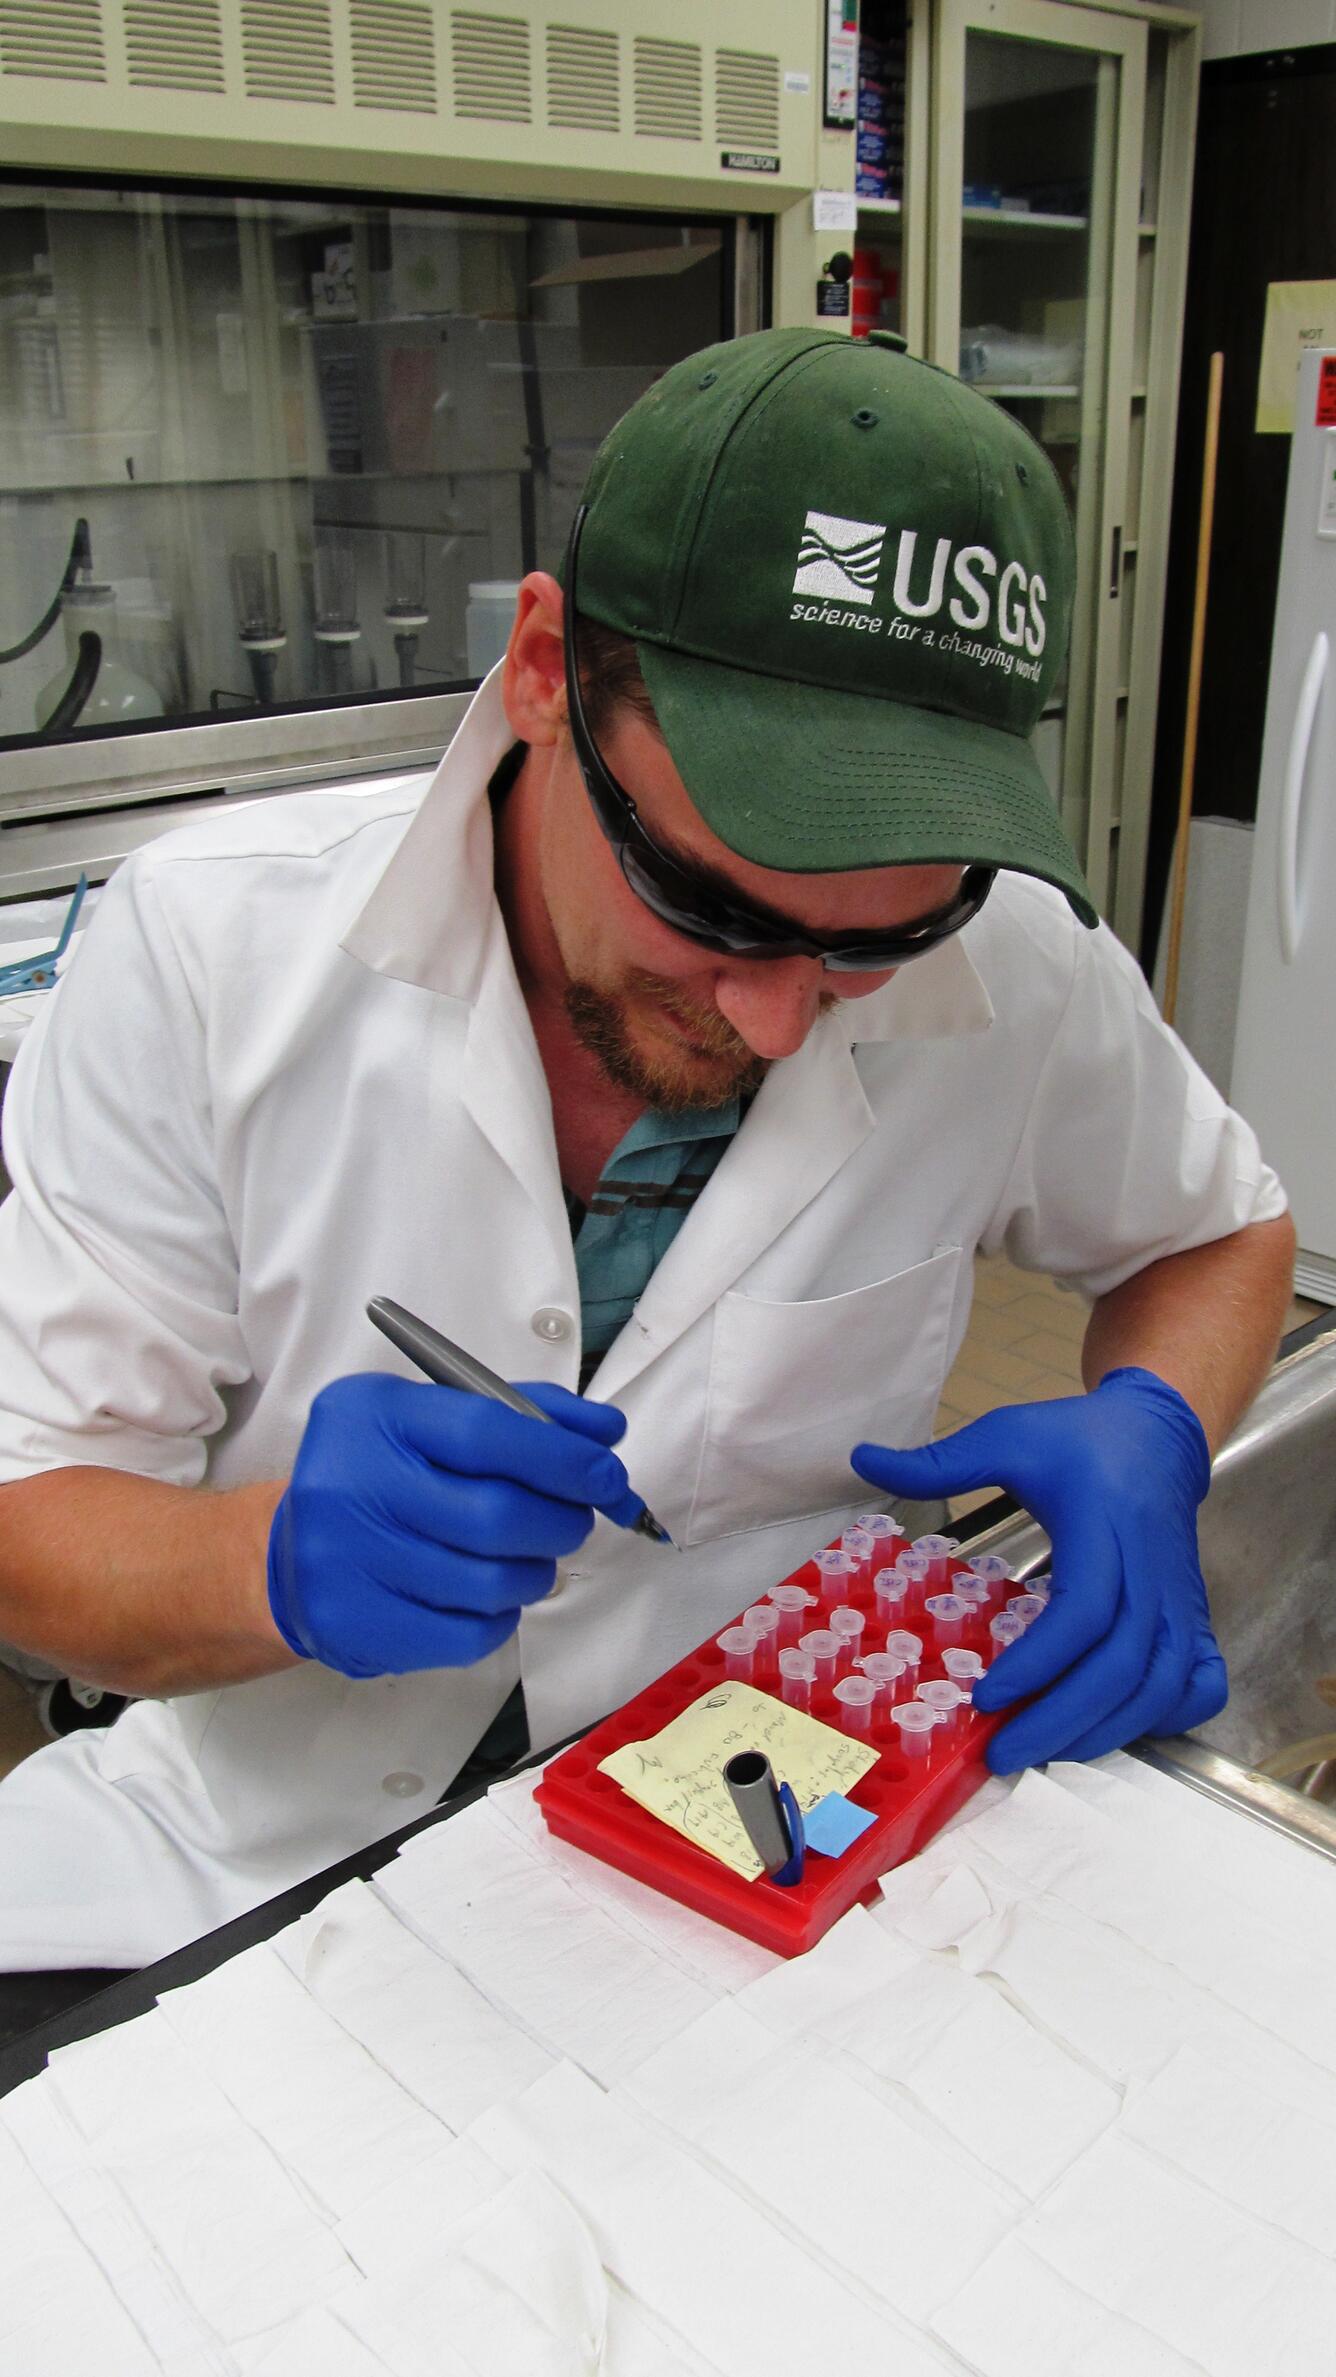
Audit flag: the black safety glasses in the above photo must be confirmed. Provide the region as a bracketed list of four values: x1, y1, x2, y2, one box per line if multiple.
[562, 504, 995, 973]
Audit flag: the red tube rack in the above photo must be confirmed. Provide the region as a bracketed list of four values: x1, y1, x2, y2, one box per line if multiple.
[537, 1541, 1008, 1958]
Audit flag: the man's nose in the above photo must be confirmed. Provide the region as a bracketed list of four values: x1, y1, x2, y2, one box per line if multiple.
[712, 957, 825, 1061]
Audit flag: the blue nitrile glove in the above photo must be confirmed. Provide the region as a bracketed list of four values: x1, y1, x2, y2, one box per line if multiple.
[267, 1374, 642, 1678]
[851, 1367, 1228, 1773]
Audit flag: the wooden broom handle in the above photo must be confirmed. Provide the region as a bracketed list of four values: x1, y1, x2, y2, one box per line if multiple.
[1162, 350, 1224, 1026]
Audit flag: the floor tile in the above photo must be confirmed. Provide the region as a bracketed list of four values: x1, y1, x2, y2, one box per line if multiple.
[1004, 1329, 1087, 1380]
[954, 1340, 1052, 1396]
[943, 1371, 1021, 1421]
[968, 1264, 1029, 1309]
[1022, 1371, 1079, 1402]
[999, 1290, 1088, 1342]
[959, 1301, 1043, 1353]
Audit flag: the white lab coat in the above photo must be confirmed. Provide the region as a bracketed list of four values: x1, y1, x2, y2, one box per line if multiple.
[0, 673, 1286, 1968]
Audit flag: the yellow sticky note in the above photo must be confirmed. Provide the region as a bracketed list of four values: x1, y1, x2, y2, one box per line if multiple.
[600, 1681, 879, 1881]
[1256, 281, 1336, 433]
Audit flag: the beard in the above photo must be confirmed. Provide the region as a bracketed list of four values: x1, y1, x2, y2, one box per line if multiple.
[564, 972, 771, 1114]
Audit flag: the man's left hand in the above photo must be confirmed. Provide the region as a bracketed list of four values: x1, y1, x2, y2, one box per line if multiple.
[851, 1366, 1228, 1772]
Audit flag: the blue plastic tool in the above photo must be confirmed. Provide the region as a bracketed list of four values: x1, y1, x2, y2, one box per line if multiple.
[0, 875, 88, 997]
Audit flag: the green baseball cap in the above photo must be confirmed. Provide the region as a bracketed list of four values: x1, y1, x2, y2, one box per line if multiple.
[570, 325, 1096, 928]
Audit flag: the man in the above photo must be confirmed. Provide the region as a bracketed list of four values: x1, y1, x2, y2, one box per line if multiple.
[0, 328, 1293, 1972]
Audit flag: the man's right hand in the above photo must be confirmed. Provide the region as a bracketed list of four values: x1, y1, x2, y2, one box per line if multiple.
[266, 1373, 639, 1677]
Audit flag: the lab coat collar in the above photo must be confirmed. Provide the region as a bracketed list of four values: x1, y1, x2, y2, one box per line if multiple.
[340, 664, 514, 1003]
[341, 666, 996, 1041]
[841, 931, 994, 1041]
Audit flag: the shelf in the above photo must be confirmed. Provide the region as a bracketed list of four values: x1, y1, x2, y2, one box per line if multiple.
[7, 467, 517, 496]
[1138, 222, 1157, 238]
[856, 197, 903, 217]
[974, 383, 1080, 399]
[962, 205, 1088, 234]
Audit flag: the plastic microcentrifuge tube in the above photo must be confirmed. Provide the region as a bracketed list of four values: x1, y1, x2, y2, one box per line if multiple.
[741, 1603, 780, 1674]
[894, 1549, 931, 1609]
[858, 1651, 906, 1701]
[917, 1678, 965, 1739]
[856, 1512, 908, 1558]
[873, 1566, 909, 1626]
[828, 1606, 866, 1667]
[800, 1628, 840, 1688]
[954, 1577, 990, 1612]
[884, 1628, 923, 1679]
[832, 1674, 877, 1737]
[1008, 1593, 1048, 1629]
[913, 1533, 959, 1589]
[924, 1591, 969, 1648]
[778, 1645, 816, 1711]
[767, 1582, 816, 1646]
[967, 1553, 1014, 1604]
[1026, 1574, 1053, 1604]
[890, 1701, 937, 1757]
[814, 1548, 858, 1605]
[989, 1611, 1025, 1657]
[841, 1526, 875, 1585]
[942, 1647, 985, 1690]
[716, 1625, 755, 1682]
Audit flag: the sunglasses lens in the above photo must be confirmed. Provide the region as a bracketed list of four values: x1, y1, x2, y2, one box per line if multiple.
[619, 837, 992, 968]
[619, 844, 769, 954]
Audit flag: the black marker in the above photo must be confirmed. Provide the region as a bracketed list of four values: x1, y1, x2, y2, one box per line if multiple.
[367, 1295, 673, 1547]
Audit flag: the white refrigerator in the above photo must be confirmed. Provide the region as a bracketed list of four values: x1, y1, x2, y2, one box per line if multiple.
[1231, 346, 1336, 1304]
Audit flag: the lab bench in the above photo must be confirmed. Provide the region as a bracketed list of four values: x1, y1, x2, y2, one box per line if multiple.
[0, 1336, 1333, 2371]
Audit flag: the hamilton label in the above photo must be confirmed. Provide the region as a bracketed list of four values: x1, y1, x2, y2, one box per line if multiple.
[721, 150, 780, 174]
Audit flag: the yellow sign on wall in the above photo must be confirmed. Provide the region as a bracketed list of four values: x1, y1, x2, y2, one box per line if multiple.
[1256, 281, 1336, 433]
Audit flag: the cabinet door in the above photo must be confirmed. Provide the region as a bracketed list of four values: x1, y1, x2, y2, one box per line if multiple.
[930, 0, 1146, 917]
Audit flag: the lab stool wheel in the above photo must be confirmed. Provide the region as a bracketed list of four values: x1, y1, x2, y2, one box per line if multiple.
[36, 1679, 128, 1739]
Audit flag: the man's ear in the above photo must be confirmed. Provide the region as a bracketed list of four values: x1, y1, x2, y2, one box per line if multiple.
[502, 573, 566, 747]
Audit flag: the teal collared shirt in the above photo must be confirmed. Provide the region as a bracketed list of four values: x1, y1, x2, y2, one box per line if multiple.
[569, 1098, 742, 1389]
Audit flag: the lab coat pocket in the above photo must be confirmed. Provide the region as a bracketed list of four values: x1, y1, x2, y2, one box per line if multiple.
[683, 1246, 962, 1546]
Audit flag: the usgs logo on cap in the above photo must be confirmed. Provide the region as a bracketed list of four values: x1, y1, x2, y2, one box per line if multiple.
[791, 507, 1047, 656]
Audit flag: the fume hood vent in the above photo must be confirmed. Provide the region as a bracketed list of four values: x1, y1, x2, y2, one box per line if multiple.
[125, 0, 226, 94]
[0, 0, 106, 83]
[715, 48, 779, 152]
[633, 36, 701, 144]
[546, 23, 617, 135]
[241, 0, 336, 105]
[452, 9, 530, 120]
[351, 0, 436, 113]
[0, 0, 811, 193]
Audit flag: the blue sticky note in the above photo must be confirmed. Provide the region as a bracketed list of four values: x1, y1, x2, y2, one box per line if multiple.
[803, 1792, 877, 1859]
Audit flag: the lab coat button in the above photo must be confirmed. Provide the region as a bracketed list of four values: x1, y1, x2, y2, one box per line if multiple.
[381, 1771, 425, 1799]
[531, 1306, 573, 1342]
